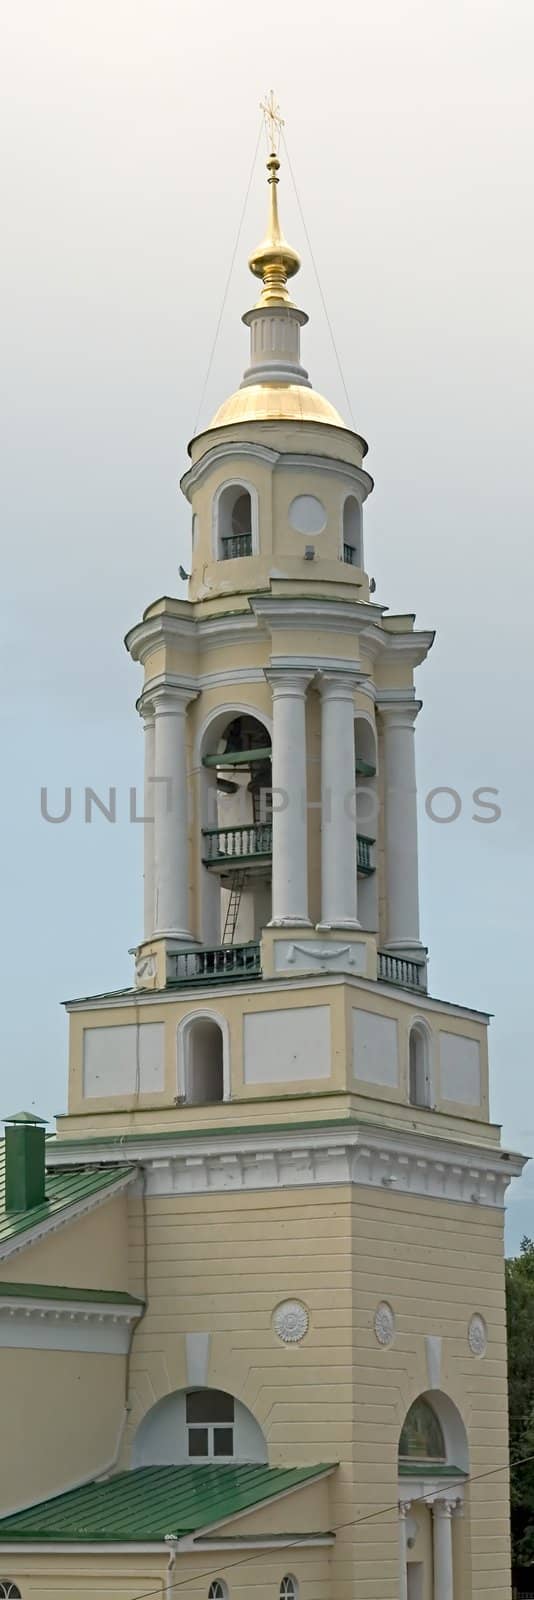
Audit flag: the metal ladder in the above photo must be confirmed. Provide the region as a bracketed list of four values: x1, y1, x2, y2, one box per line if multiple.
[222, 870, 246, 944]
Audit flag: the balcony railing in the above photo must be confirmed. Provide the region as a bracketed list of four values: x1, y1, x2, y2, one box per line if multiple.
[343, 543, 358, 565]
[357, 834, 375, 874]
[377, 951, 427, 991]
[221, 532, 252, 560]
[167, 942, 261, 986]
[202, 824, 272, 864]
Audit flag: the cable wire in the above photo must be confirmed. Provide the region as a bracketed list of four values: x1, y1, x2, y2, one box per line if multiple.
[192, 120, 263, 437]
[281, 129, 356, 431]
[125, 1445, 533, 1600]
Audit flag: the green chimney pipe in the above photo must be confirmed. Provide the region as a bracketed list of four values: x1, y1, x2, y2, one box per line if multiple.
[3, 1111, 47, 1213]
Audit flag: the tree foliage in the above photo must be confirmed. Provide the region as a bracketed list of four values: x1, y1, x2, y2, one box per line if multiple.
[506, 1237, 534, 1563]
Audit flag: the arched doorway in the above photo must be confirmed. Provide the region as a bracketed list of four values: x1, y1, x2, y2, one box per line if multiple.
[398, 1393, 468, 1600]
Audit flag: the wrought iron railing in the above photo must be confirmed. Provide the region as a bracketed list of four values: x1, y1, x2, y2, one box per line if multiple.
[221, 533, 252, 559]
[202, 824, 272, 863]
[167, 942, 261, 985]
[343, 543, 358, 565]
[357, 834, 375, 873]
[377, 951, 427, 991]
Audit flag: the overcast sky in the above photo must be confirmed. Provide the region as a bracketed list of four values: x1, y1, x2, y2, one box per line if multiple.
[1, 0, 533, 1249]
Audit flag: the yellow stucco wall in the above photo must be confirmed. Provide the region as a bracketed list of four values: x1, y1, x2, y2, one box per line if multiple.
[107, 1180, 511, 1600]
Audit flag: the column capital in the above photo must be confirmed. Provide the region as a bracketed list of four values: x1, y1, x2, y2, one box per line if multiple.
[265, 667, 313, 698]
[376, 697, 422, 727]
[429, 1495, 460, 1518]
[398, 1499, 412, 1518]
[318, 670, 360, 702]
[150, 682, 199, 715]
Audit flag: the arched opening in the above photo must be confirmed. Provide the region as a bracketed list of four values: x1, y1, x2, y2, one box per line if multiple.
[342, 494, 362, 566]
[354, 715, 378, 931]
[409, 1022, 432, 1108]
[398, 1393, 468, 1600]
[200, 709, 272, 946]
[216, 484, 254, 560]
[280, 1579, 298, 1600]
[399, 1398, 446, 1463]
[182, 1015, 225, 1104]
[132, 1386, 268, 1467]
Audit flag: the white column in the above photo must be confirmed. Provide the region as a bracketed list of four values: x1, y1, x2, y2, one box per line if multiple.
[318, 673, 359, 928]
[380, 701, 423, 954]
[398, 1501, 410, 1600]
[431, 1498, 455, 1600]
[142, 706, 155, 939]
[266, 670, 312, 926]
[152, 685, 195, 942]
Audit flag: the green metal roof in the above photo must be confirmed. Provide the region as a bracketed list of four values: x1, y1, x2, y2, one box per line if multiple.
[0, 1463, 334, 1543]
[0, 1281, 142, 1306]
[398, 1462, 467, 1478]
[0, 1141, 134, 1251]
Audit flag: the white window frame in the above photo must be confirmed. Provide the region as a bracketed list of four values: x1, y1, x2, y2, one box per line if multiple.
[212, 479, 260, 561]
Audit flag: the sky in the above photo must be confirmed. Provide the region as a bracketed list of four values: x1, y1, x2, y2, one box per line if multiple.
[1, 0, 533, 1250]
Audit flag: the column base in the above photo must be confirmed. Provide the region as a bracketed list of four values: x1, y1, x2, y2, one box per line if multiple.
[152, 928, 198, 944]
[267, 917, 313, 929]
[382, 939, 428, 961]
[316, 919, 361, 933]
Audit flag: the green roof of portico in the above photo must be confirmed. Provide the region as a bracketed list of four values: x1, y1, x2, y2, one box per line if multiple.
[0, 1141, 134, 1251]
[0, 1463, 334, 1543]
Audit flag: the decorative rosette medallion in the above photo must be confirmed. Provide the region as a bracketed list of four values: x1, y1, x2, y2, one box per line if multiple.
[273, 1300, 309, 1343]
[468, 1313, 487, 1357]
[374, 1302, 395, 1346]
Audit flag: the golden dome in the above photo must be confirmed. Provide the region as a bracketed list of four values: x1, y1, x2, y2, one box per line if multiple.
[208, 382, 346, 430]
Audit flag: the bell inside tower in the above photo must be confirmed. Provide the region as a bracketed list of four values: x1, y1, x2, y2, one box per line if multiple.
[201, 714, 273, 946]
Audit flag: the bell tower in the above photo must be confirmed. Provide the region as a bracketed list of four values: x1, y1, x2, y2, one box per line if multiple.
[50, 113, 522, 1600]
[125, 130, 430, 1004]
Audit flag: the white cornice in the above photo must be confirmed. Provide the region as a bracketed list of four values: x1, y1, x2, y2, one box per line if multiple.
[63, 970, 492, 1021]
[251, 596, 386, 633]
[0, 1535, 334, 1555]
[0, 1295, 142, 1355]
[45, 1125, 524, 1211]
[180, 440, 373, 503]
[0, 1170, 137, 1263]
[181, 440, 281, 498]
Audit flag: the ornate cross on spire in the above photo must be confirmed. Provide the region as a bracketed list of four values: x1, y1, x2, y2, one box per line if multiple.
[260, 90, 284, 155]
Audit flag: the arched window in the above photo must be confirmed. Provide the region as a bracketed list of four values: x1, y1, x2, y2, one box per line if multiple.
[216, 484, 254, 560]
[182, 1017, 225, 1105]
[342, 495, 361, 566]
[208, 1584, 228, 1600]
[280, 1578, 298, 1600]
[187, 1389, 235, 1459]
[399, 1399, 446, 1462]
[0, 1586, 21, 1598]
[409, 1023, 431, 1108]
[132, 1385, 268, 1468]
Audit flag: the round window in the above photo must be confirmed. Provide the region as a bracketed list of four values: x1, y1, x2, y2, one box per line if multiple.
[288, 495, 326, 535]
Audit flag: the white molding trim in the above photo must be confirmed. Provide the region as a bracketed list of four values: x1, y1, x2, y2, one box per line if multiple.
[251, 596, 387, 634]
[0, 1170, 137, 1264]
[0, 1296, 142, 1354]
[0, 1535, 335, 1555]
[398, 1476, 465, 1504]
[181, 441, 281, 498]
[46, 1125, 524, 1210]
[180, 440, 373, 501]
[63, 970, 491, 1023]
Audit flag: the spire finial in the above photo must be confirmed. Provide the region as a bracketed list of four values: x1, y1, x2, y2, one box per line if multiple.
[260, 89, 284, 155]
[248, 93, 300, 307]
